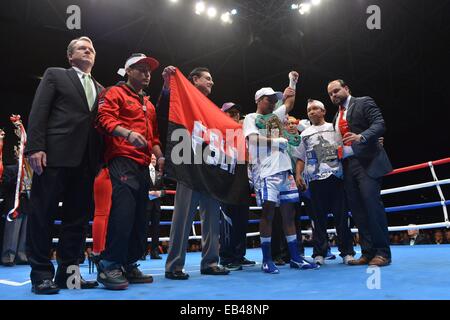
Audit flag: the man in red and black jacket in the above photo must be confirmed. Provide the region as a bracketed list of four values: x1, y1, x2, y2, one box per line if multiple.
[96, 53, 165, 290]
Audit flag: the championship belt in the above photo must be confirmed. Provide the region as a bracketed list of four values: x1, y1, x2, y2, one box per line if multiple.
[21, 154, 33, 193]
[255, 113, 284, 138]
[255, 72, 299, 144]
[255, 114, 301, 147]
[284, 131, 301, 147]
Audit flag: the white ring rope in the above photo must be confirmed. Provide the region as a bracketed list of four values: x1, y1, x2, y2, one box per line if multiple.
[299, 222, 450, 235]
[380, 179, 450, 195]
[156, 180, 450, 212]
[428, 162, 449, 223]
[52, 222, 450, 243]
[49, 181, 448, 211]
[53, 233, 264, 244]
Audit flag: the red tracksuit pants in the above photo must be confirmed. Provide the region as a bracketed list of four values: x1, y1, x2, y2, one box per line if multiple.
[92, 167, 112, 254]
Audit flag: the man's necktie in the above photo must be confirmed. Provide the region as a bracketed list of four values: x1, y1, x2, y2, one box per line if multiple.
[82, 74, 95, 111]
[338, 106, 351, 146]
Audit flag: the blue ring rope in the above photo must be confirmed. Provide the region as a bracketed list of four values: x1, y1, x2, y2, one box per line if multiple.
[52, 200, 450, 225]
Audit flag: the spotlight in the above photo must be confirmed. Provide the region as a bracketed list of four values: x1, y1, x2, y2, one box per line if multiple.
[299, 3, 311, 14]
[291, 4, 299, 10]
[311, 0, 321, 5]
[195, 1, 206, 15]
[207, 7, 217, 18]
[194, 2, 236, 24]
[169, 0, 178, 3]
[221, 12, 232, 24]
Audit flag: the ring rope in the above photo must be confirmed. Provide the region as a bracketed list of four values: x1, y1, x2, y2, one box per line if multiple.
[49, 157, 450, 243]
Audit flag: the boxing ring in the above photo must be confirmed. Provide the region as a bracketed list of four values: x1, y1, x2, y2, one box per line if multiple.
[0, 157, 449, 300]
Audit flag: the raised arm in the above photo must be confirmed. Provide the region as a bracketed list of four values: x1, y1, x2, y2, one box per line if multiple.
[283, 71, 299, 114]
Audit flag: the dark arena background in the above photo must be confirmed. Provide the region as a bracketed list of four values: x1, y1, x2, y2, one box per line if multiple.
[0, 0, 450, 306]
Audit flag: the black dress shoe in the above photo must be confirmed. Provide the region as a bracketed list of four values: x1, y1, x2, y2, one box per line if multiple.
[165, 270, 190, 280]
[200, 265, 230, 275]
[150, 251, 162, 260]
[224, 263, 243, 271]
[55, 276, 99, 289]
[239, 257, 256, 266]
[80, 277, 99, 289]
[16, 254, 29, 265]
[15, 259, 29, 265]
[32, 280, 60, 295]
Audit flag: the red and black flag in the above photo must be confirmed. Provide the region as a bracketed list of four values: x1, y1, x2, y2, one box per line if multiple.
[161, 69, 250, 205]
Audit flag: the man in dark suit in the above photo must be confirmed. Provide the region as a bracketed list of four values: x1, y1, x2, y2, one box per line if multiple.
[327, 79, 393, 267]
[402, 225, 430, 245]
[26, 36, 102, 294]
[146, 154, 165, 260]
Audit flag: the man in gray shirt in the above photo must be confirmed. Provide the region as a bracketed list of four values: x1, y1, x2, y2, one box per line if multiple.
[294, 99, 355, 265]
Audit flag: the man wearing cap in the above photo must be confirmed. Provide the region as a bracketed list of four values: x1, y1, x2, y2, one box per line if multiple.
[271, 115, 306, 266]
[243, 72, 319, 274]
[327, 80, 392, 267]
[160, 66, 230, 280]
[26, 36, 102, 294]
[221, 102, 242, 123]
[95, 53, 164, 290]
[218, 102, 256, 271]
[293, 99, 355, 266]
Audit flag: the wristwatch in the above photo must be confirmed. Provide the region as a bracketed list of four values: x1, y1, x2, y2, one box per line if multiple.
[360, 135, 367, 143]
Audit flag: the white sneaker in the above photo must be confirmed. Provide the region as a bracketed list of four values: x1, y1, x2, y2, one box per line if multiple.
[343, 255, 355, 265]
[314, 256, 325, 265]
